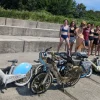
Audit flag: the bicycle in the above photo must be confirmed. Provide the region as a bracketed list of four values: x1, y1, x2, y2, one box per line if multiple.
[30, 47, 82, 94]
[0, 59, 33, 92]
[71, 52, 93, 78]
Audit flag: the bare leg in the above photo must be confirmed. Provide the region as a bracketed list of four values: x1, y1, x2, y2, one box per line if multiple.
[95, 45, 98, 56]
[75, 37, 85, 52]
[91, 43, 94, 55]
[57, 37, 64, 52]
[88, 40, 93, 55]
[65, 38, 70, 56]
[98, 44, 100, 56]
[88, 41, 91, 56]
[65, 43, 67, 51]
[70, 43, 74, 54]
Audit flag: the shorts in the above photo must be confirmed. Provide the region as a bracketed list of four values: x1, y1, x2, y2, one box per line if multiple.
[93, 38, 99, 45]
[85, 40, 89, 46]
[70, 36, 76, 43]
[89, 36, 94, 41]
[61, 34, 68, 40]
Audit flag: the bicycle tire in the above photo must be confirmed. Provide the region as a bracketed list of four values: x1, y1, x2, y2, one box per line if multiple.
[30, 72, 52, 94]
[15, 68, 33, 86]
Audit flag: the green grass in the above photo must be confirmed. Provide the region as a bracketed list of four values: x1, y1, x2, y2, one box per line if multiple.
[0, 7, 100, 25]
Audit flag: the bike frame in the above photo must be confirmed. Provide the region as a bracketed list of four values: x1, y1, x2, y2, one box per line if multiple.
[0, 62, 32, 87]
[0, 70, 26, 86]
[88, 59, 100, 71]
[0, 70, 26, 83]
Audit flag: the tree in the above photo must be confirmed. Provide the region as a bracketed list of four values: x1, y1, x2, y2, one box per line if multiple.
[75, 3, 86, 18]
[0, 0, 20, 9]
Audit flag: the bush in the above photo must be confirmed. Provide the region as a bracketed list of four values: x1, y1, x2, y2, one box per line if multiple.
[0, 7, 100, 25]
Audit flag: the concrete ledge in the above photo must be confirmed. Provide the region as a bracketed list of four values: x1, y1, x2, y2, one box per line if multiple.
[6, 18, 37, 28]
[0, 39, 24, 53]
[0, 25, 59, 37]
[0, 17, 61, 30]
[24, 41, 64, 52]
[16, 36, 65, 52]
[0, 17, 6, 25]
[37, 21, 61, 30]
[0, 36, 65, 53]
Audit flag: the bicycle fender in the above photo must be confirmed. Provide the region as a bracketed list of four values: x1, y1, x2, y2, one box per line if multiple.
[12, 62, 32, 75]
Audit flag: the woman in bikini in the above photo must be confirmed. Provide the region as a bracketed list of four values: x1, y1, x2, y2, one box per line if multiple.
[75, 21, 86, 52]
[91, 25, 100, 56]
[97, 27, 100, 56]
[69, 21, 76, 54]
[57, 19, 70, 55]
[88, 24, 95, 55]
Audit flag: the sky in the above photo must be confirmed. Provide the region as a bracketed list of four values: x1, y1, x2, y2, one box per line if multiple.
[75, 0, 100, 11]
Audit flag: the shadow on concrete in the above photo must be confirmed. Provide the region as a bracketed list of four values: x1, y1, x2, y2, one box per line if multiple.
[0, 80, 69, 96]
[0, 82, 34, 96]
[0, 82, 16, 93]
[16, 85, 33, 96]
[93, 71, 100, 76]
[16, 82, 69, 96]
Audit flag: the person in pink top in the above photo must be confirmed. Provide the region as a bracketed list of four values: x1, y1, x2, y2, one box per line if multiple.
[83, 23, 91, 55]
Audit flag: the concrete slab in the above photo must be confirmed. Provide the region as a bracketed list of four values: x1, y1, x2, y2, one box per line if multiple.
[0, 52, 39, 68]
[0, 52, 100, 100]
[21, 36, 65, 52]
[0, 17, 6, 25]
[0, 36, 65, 53]
[89, 74, 100, 84]
[5, 18, 61, 30]
[0, 40, 24, 53]
[0, 86, 72, 100]
[37, 21, 61, 30]
[0, 25, 59, 37]
[65, 78, 100, 100]
[6, 18, 37, 28]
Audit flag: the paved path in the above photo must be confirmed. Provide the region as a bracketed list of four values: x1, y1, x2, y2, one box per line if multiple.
[0, 52, 100, 100]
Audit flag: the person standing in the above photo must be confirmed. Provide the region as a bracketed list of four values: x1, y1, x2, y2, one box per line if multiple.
[69, 21, 76, 54]
[88, 24, 95, 55]
[83, 23, 91, 55]
[97, 29, 100, 56]
[91, 26, 100, 56]
[75, 21, 86, 52]
[57, 19, 70, 55]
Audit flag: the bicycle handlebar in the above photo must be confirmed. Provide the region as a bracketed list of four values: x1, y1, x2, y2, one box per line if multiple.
[45, 47, 52, 52]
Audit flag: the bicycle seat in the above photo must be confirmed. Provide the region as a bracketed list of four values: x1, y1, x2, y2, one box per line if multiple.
[8, 59, 18, 63]
[76, 52, 88, 58]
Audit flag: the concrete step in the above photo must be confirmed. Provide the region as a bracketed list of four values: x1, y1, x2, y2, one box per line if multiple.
[0, 25, 59, 37]
[0, 17, 61, 30]
[0, 36, 65, 53]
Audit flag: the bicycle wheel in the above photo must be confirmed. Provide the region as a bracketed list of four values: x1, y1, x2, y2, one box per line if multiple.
[35, 64, 44, 75]
[15, 69, 33, 86]
[66, 72, 80, 86]
[64, 66, 81, 86]
[30, 72, 52, 94]
[81, 66, 92, 78]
